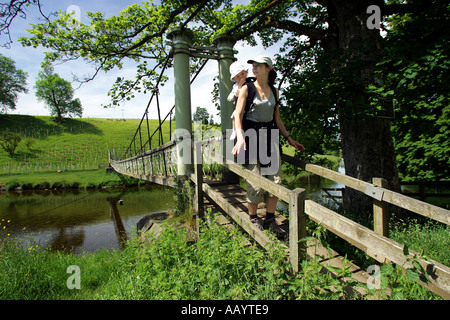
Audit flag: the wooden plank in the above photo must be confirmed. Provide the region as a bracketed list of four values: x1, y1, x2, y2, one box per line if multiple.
[305, 200, 450, 299]
[382, 189, 450, 226]
[289, 188, 307, 274]
[209, 153, 291, 203]
[282, 153, 367, 193]
[194, 143, 204, 218]
[202, 182, 287, 252]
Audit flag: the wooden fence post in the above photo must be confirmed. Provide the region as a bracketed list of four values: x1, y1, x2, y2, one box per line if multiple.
[289, 188, 307, 274]
[373, 177, 390, 238]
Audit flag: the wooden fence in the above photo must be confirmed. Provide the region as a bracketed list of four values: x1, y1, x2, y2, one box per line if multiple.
[191, 142, 450, 299]
[111, 138, 450, 299]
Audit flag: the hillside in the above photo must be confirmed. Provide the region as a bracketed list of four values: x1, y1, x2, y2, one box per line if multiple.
[0, 115, 173, 174]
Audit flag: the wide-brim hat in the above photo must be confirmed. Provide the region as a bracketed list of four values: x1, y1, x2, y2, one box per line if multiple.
[229, 62, 248, 80]
[247, 55, 273, 68]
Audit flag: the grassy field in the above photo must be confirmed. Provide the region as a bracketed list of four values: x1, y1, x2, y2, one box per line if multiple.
[0, 115, 173, 189]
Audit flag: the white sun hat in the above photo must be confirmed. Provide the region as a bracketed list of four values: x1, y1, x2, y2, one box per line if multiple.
[229, 61, 248, 81]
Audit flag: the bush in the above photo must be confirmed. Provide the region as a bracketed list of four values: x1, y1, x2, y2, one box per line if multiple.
[6, 181, 20, 191]
[0, 129, 21, 157]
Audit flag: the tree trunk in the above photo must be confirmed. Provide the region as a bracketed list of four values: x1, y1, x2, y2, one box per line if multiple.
[340, 115, 400, 214]
[327, 0, 400, 215]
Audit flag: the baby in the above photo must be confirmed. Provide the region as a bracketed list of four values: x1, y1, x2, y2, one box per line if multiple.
[227, 62, 248, 140]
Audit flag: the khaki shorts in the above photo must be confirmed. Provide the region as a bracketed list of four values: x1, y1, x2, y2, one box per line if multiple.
[245, 157, 282, 204]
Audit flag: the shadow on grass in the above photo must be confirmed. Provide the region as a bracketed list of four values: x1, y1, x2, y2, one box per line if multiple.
[0, 115, 102, 137]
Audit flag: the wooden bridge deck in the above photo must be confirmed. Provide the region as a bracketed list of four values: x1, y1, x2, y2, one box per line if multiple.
[202, 179, 371, 297]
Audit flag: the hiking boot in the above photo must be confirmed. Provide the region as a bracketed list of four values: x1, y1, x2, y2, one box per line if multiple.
[263, 218, 287, 239]
[250, 217, 264, 231]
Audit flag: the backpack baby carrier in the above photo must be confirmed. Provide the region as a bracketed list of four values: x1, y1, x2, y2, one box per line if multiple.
[239, 79, 280, 167]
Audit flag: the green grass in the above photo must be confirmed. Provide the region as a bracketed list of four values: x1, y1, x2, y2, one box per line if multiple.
[0, 216, 443, 300]
[0, 114, 173, 188]
[0, 115, 173, 171]
[391, 218, 450, 267]
[0, 219, 290, 300]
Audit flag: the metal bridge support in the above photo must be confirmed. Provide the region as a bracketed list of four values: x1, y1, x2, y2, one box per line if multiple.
[213, 34, 236, 138]
[213, 34, 239, 183]
[167, 27, 194, 176]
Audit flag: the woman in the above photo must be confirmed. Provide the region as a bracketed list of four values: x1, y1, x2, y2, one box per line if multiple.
[232, 55, 304, 238]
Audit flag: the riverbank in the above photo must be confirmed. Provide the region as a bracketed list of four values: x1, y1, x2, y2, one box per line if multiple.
[0, 168, 145, 191]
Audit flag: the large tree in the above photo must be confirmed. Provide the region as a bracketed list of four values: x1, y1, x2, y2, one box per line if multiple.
[193, 106, 210, 125]
[13, 0, 440, 214]
[0, 53, 28, 113]
[34, 66, 82, 122]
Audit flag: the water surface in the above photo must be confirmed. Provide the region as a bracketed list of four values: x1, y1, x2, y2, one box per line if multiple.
[0, 185, 174, 254]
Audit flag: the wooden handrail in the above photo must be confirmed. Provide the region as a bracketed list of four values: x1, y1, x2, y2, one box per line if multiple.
[281, 153, 450, 226]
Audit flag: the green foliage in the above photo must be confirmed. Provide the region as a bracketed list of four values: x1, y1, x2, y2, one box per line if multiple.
[0, 115, 173, 188]
[34, 66, 82, 122]
[0, 213, 445, 300]
[279, 48, 341, 161]
[0, 129, 21, 157]
[0, 53, 28, 113]
[375, 0, 450, 181]
[23, 137, 36, 150]
[174, 177, 194, 217]
[193, 106, 210, 125]
[366, 244, 437, 300]
[391, 218, 450, 267]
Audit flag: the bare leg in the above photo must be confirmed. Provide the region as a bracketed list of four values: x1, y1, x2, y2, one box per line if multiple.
[248, 202, 258, 216]
[266, 196, 278, 214]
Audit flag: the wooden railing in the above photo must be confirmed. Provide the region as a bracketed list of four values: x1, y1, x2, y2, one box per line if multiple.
[192, 141, 450, 299]
[111, 137, 450, 299]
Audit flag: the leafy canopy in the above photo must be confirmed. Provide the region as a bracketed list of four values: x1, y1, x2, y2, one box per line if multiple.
[0, 54, 28, 113]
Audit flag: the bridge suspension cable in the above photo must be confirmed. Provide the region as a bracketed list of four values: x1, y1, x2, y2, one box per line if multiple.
[115, 0, 286, 162]
[117, 56, 210, 161]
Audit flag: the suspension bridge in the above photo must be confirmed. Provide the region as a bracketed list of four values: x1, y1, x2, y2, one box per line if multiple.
[107, 26, 450, 299]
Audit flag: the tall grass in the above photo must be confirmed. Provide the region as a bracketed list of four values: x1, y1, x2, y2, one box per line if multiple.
[1, 215, 444, 300]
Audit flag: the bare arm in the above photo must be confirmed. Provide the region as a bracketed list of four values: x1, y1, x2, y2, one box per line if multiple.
[232, 85, 248, 155]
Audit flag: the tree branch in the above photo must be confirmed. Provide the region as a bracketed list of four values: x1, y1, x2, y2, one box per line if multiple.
[381, 2, 430, 17]
[235, 18, 326, 42]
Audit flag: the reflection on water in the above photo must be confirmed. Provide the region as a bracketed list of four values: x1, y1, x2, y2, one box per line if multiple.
[283, 159, 345, 210]
[0, 185, 174, 254]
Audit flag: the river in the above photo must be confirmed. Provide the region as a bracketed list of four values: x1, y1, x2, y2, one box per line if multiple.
[0, 161, 346, 254]
[0, 185, 174, 254]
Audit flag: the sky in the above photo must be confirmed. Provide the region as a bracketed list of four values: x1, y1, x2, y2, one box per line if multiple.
[1, 0, 282, 121]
